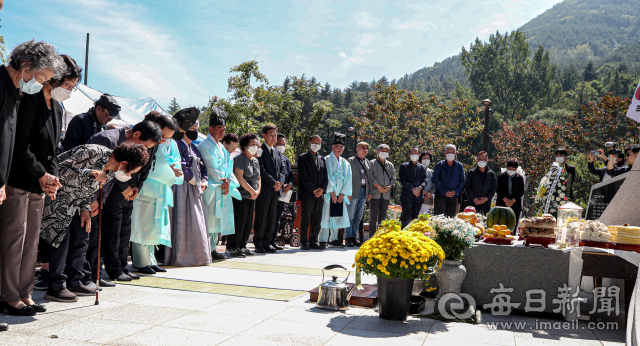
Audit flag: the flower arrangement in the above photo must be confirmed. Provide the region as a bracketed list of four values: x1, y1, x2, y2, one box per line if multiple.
[404, 213, 433, 236]
[354, 219, 445, 284]
[531, 162, 573, 217]
[428, 215, 476, 261]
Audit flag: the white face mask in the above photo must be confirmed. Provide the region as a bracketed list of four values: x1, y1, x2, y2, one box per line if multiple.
[256, 148, 263, 157]
[276, 145, 286, 154]
[114, 164, 131, 182]
[410, 154, 419, 162]
[19, 71, 44, 94]
[310, 143, 321, 153]
[51, 87, 72, 102]
[247, 146, 258, 155]
[556, 156, 565, 164]
[506, 170, 516, 177]
[477, 161, 487, 168]
[378, 152, 389, 160]
[422, 159, 430, 166]
[446, 153, 455, 161]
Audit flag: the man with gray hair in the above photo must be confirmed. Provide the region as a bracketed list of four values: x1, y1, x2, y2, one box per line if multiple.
[369, 143, 395, 236]
[432, 144, 466, 217]
[0, 40, 63, 203]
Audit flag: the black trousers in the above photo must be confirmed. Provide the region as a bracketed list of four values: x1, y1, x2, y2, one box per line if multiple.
[81, 214, 99, 284]
[400, 201, 422, 228]
[434, 195, 458, 217]
[473, 202, 491, 215]
[233, 198, 255, 249]
[253, 193, 279, 250]
[270, 201, 286, 244]
[299, 197, 324, 243]
[101, 190, 133, 278]
[48, 213, 90, 291]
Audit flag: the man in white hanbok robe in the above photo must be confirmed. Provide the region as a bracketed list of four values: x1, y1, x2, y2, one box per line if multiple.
[319, 134, 352, 247]
[198, 108, 240, 260]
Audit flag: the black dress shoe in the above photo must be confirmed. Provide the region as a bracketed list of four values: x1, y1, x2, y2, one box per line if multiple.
[68, 284, 97, 296]
[114, 273, 132, 282]
[241, 248, 254, 256]
[353, 238, 362, 247]
[309, 242, 324, 250]
[28, 304, 46, 313]
[229, 248, 246, 258]
[1, 302, 36, 316]
[329, 240, 345, 248]
[345, 238, 355, 247]
[150, 265, 167, 272]
[0, 323, 7, 331]
[126, 271, 140, 280]
[270, 242, 284, 250]
[265, 246, 277, 253]
[211, 251, 227, 260]
[99, 279, 116, 287]
[300, 242, 310, 250]
[319, 242, 327, 249]
[255, 248, 266, 254]
[135, 266, 156, 275]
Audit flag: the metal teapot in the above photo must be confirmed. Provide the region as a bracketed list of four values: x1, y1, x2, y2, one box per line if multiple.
[316, 265, 357, 311]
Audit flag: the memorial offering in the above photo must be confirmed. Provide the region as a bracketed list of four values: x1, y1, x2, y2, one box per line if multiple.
[556, 202, 583, 247]
[520, 214, 557, 238]
[486, 206, 516, 232]
[579, 220, 611, 242]
[609, 225, 640, 245]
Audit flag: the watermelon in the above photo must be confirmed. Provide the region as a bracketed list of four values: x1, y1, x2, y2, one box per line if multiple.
[486, 207, 517, 232]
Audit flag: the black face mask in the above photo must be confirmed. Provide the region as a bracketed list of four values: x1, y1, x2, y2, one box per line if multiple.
[185, 130, 198, 141]
[172, 130, 184, 141]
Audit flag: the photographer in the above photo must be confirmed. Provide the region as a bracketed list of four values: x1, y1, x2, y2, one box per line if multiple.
[607, 144, 639, 177]
[589, 149, 625, 182]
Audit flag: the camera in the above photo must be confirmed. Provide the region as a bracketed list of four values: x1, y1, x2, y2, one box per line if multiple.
[605, 142, 622, 156]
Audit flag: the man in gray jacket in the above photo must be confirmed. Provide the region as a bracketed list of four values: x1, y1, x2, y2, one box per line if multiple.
[346, 142, 372, 247]
[369, 144, 395, 237]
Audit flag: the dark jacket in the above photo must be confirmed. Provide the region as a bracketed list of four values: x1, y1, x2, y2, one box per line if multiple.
[297, 150, 328, 203]
[588, 160, 609, 182]
[257, 144, 287, 199]
[496, 171, 525, 212]
[62, 107, 104, 152]
[8, 91, 62, 194]
[0, 65, 22, 188]
[432, 160, 466, 197]
[465, 166, 497, 209]
[283, 155, 295, 186]
[399, 161, 428, 203]
[563, 163, 576, 201]
[606, 163, 632, 178]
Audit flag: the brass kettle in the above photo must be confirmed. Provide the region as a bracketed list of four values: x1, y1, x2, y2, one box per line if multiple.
[316, 265, 357, 311]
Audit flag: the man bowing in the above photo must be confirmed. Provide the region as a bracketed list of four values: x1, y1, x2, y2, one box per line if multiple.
[198, 107, 241, 260]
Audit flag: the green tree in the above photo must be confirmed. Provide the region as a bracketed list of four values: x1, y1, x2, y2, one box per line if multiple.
[167, 97, 181, 115]
[583, 61, 597, 82]
[560, 65, 581, 91]
[460, 30, 558, 119]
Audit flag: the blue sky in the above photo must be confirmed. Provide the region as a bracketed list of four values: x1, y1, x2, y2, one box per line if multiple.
[3, 0, 562, 110]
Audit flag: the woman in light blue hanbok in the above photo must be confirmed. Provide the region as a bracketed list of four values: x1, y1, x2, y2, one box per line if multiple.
[319, 134, 352, 247]
[130, 113, 184, 274]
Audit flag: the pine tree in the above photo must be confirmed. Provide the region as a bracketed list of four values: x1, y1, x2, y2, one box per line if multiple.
[167, 98, 181, 115]
[344, 89, 353, 108]
[583, 61, 597, 82]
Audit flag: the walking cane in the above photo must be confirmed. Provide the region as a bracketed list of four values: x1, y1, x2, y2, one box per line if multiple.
[95, 184, 104, 305]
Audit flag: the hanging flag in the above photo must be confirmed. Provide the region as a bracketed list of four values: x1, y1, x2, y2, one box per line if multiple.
[625, 79, 640, 123]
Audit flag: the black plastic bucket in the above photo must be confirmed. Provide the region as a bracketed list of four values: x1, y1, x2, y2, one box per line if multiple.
[377, 276, 413, 321]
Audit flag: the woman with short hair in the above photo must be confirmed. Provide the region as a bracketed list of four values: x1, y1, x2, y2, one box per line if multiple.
[230, 133, 261, 257]
[419, 151, 435, 215]
[496, 158, 525, 230]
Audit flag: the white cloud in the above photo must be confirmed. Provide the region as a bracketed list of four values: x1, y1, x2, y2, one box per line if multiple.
[360, 34, 376, 46]
[339, 52, 347, 58]
[355, 47, 374, 54]
[354, 11, 382, 28]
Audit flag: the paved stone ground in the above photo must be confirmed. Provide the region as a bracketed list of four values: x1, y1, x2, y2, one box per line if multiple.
[0, 246, 627, 345]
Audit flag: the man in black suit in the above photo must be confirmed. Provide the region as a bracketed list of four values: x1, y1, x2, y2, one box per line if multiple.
[399, 147, 428, 228]
[62, 94, 120, 151]
[297, 135, 328, 250]
[269, 134, 295, 250]
[554, 148, 576, 201]
[496, 158, 525, 229]
[254, 125, 287, 253]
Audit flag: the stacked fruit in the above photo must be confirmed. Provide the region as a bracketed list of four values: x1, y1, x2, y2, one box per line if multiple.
[483, 225, 515, 239]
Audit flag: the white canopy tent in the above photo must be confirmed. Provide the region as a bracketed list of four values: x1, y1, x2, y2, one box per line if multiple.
[60, 83, 170, 133]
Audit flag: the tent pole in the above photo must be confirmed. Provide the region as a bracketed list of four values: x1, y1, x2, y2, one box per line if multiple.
[84, 33, 89, 86]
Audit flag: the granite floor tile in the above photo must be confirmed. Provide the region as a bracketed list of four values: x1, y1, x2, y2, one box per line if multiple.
[326, 329, 428, 346]
[161, 310, 265, 335]
[509, 316, 599, 339]
[237, 320, 338, 346]
[201, 297, 291, 319]
[0, 333, 102, 346]
[216, 335, 289, 346]
[90, 286, 165, 303]
[42, 299, 126, 316]
[0, 311, 78, 333]
[108, 326, 229, 346]
[135, 291, 230, 310]
[91, 303, 193, 324]
[512, 332, 605, 345]
[30, 316, 151, 344]
[427, 320, 516, 346]
[341, 310, 434, 336]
